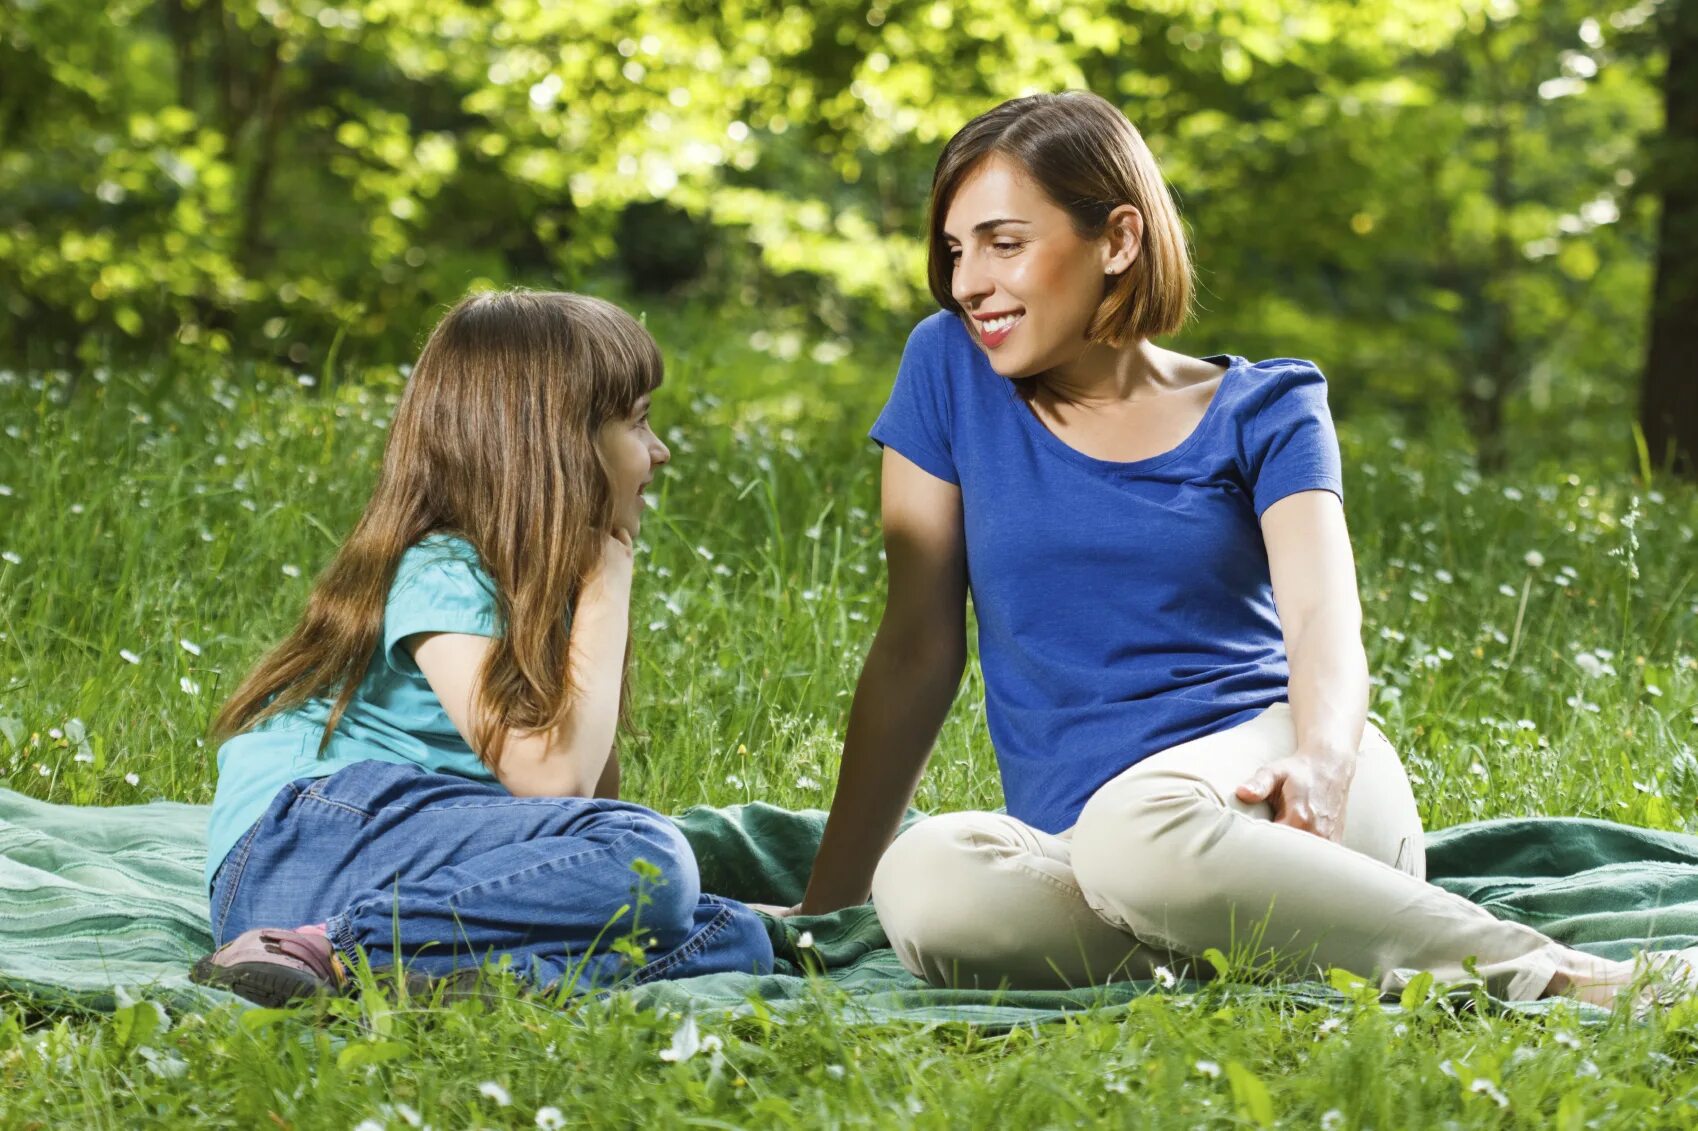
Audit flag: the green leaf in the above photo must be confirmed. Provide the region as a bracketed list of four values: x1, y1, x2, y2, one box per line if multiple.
[112, 1000, 161, 1051]
[337, 1039, 411, 1071]
[1398, 970, 1435, 1011]
[1225, 1061, 1276, 1127]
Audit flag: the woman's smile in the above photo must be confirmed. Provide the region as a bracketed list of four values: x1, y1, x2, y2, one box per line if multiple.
[974, 310, 1025, 348]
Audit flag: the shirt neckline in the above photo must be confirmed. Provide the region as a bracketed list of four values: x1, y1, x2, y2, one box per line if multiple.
[1003, 353, 1247, 475]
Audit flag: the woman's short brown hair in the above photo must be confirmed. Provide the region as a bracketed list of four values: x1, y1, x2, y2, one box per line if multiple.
[926, 91, 1194, 345]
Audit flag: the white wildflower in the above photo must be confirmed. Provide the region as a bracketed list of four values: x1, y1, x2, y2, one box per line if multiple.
[1, 551, 19, 565]
[825, 1064, 845, 1079]
[795, 774, 820, 790]
[281, 564, 301, 578]
[1194, 1059, 1221, 1079]
[477, 1081, 511, 1106]
[354, 1121, 386, 1131]
[1321, 1111, 1345, 1131]
[658, 1016, 722, 1063]
[178, 638, 201, 657]
[1470, 1078, 1509, 1108]
[1499, 584, 1517, 597]
[179, 676, 201, 696]
[1524, 550, 1545, 569]
[535, 1108, 566, 1131]
[124, 772, 140, 786]
[1153, 965, 1177, 989]
[797, 931, 815, 949]
[119, 649, 141, 664]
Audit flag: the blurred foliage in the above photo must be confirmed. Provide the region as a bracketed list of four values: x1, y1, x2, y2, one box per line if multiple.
[0, 0, 1673, 450]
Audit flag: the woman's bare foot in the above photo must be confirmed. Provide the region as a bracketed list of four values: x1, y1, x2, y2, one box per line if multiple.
[1544, 954, 1638, 1008]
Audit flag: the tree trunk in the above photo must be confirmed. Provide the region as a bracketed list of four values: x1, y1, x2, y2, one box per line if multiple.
[1640, 0, 1698, 479]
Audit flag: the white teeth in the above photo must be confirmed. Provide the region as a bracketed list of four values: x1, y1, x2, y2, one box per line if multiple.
[982, 314, 1022, 333]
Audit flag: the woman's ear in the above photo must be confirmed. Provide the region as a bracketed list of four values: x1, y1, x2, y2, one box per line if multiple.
[1101, 204, 1144, 277]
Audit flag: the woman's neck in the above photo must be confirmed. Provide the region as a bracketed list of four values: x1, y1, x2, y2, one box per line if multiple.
[1038, 338, 1188, 408]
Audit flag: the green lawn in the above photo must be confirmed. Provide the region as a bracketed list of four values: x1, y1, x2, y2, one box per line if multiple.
[3, 301, 1697, 1127]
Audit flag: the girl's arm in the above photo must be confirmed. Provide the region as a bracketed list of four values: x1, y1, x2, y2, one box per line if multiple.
[1234, 489, 1369, 841]
[798, 447, 969, 914]
[595, 748, 621, 799]
[411, 533, 635, 798]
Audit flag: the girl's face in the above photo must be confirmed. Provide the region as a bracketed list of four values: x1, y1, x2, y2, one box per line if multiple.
[943, 154, 1137, 379]
[596, 393, 670, 537]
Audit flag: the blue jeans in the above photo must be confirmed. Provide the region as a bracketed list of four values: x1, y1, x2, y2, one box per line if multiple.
[209, 760, 774, 990]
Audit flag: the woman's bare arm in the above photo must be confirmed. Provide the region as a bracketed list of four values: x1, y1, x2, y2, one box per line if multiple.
[798, 447, 970, 913]
[1234, 489, 1369, 840]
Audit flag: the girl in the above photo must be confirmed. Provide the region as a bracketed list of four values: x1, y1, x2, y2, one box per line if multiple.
[192, 290, 773, 1006]
[785, 91, 1690, 1010]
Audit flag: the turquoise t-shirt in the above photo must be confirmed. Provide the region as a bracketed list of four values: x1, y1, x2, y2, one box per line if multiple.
[204, 534, 522, 888]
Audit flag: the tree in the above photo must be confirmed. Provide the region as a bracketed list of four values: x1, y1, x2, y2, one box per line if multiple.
[1640, 0, 1698, 479]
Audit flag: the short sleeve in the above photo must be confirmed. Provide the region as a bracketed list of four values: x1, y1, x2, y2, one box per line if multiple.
[381, 538, 501, 675]
[868, 316, 959, 485]
[1242, 362, 1344, 519]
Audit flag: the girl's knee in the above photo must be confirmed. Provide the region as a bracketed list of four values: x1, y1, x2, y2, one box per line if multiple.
[606, 808, 700, 944]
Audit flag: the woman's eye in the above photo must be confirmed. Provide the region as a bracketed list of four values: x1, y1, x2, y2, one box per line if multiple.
[994, 241, 1023, 254]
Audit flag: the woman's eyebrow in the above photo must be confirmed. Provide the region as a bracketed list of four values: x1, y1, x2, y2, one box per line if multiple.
[943, 217, 1032, 241]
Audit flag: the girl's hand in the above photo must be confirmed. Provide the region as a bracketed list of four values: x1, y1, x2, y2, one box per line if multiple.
[1234, 749, 1357, 842]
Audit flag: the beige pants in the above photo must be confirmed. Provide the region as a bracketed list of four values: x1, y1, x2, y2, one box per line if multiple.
[872, 703, 1571, 1001]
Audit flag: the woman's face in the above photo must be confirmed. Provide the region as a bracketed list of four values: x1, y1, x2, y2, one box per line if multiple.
[942, 154, 1137, 379]
[596, 393, 670, 538]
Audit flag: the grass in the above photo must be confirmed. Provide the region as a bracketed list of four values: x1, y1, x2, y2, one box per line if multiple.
[2, 296, 1697, 1127]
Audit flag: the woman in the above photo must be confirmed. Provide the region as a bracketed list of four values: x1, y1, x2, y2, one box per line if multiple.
[784, 91, 1666, 1008]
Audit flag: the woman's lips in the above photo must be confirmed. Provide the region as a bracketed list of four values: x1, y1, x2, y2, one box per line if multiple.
[976, 313, 1023, 349]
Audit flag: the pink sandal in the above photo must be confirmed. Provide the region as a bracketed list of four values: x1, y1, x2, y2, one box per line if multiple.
[190, 927, 347, 1006]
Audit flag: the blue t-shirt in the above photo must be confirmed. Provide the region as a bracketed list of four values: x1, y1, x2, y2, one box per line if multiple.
[869, 312, 1344, 835]
[204, 534, 518, 888]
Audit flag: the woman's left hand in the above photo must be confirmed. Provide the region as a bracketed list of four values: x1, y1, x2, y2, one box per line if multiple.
[1234, 749, 1357, 843]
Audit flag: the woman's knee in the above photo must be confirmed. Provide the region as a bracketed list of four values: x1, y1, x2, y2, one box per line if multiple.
[1070, 771, 1223, 939]
[872, 813, 1013, 955]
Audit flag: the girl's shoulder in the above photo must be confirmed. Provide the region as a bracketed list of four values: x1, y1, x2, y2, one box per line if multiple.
[392, 533, 496, 605]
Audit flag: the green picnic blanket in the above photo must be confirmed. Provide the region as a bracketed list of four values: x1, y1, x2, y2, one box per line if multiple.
[6, 786, 1698, 1023]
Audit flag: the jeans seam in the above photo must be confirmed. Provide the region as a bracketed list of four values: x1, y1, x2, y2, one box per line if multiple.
[334, 827, 651, 943]
[628, 898, 738, 985]
[211, 804, 274, 942]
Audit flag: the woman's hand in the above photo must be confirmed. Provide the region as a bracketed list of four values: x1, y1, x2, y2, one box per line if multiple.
[746, 902, 801, 918]
[1234, 749, 1357, 842]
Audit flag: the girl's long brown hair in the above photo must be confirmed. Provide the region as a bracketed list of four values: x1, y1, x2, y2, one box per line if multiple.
[212, 289, 662, 769]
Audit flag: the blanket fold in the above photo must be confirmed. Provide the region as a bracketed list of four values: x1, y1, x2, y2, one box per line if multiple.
[5, 789, 1696, 1023]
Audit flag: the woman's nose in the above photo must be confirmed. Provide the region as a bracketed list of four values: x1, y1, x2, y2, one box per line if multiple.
[951, 248, 992, 309]
[649, 435, 671, 467]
